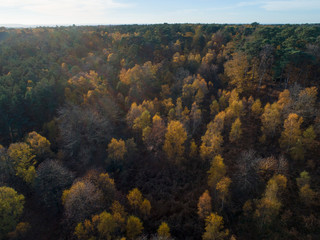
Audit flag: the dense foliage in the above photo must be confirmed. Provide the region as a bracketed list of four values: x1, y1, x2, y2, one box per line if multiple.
[0, 23, 320, 239]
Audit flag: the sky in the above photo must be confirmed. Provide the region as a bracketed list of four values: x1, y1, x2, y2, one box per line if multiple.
[0, 0, 320, 26]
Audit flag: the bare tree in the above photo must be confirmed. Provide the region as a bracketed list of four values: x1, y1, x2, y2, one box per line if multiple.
[58, 104, 113, 166]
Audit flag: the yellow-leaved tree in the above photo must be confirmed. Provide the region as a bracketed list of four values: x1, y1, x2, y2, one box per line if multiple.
[157, 222, 171, 239]
[107, 138, 127, 162]
[229, 118, 242, 143]
[163, 120, 187, 164]
[224, 52, 255, 94]
[126, 216, 143, 240]
[200, 113, 225, 160]
[296, 171, 318, 206]
[127, 188, 151, 217]
[202, 212, 229, 240]
[25, 131, 52, 160]
[198, 190, 212, 220]
[216, 177, 232, 209]
[260, 102, 281, 142]
[254, 174, 287, 227]
[279, 113, 304, 160]
[7, 143, 36, 184]
[207, 155, 226, 190]
[0, 187, 25, 239]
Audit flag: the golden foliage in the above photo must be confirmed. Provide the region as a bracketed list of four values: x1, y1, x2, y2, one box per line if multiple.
[157, 222, 171, 239]
[198, 190, 212, 219]
[200, 114, 225, 160]
[126, 216, 143, 240]
[216, 177, 232, 206]
[140, 199, 151, 217]
[107, 138, 127, 161]
[207, 155, 226, 189]
[0, 187, 25, 239]
[127, 188, 143, 210]
[25, 131, 51, 159]
[261, 102, 281, 139]
[229, 118, 242, 143]
[251, 99, 263, 117]
[7, 143, 36, 184]
[224, 52, 255, 93]
[163, 120, 187, 163]
[202, 213, 229, 240]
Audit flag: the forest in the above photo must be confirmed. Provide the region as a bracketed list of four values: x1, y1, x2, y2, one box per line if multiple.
[0, 23, 320, 240]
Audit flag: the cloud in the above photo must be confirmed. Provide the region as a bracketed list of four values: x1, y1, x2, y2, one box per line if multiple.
[0, 0, 133, 24]
[0, 0, 131, 18]
[0, 0, 130, 8]
[238, 0, 320, 11]
[262, 0, 320, 11]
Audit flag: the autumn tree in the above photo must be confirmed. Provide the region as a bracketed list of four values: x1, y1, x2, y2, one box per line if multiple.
[279, 113, 303, 149]
[216, 177, 232, 209]
[279, 113, 304, 160]
[277, 89, 292, 114]
[251, 99, 263, 118]
[198, 190, 212, 219]
[126, 102, 145, 128]
[218, 90, 229, 111]
[224, 52, 255, 93]
[133, 110, 151, 132]
[175, 97, 183, 120]
[182, 74, 208, 106]
[295, 87, 317, 120]
[119, 61, 159, 101]
[107, 138, 127, 162]
[74, 211, 117, 240]
[25, 131, 52, 161]
[190, 102, 202, 134]
[163, 120, 187, 163]
[127, 188, 143, 211]
[189, 139, 198, 159]
[74, 219, 96, 240]
[0, 187, 25, 239]
[65, 70, 106, 105]
[229, 118, 242, 143]
[213, 111, 226, 134]
[127, 188, 151, 217]
[200, 119, 224, 160]
[7, 142, 36, 184]
[210, 100, 220, 117]
[202, 213, 229, 240]
[126, 216, 143, 240]
[143, 114, 166, 154]
[254, 174, 287, 226]
[7, 222, 30, 240]
[97, 173, 116, 206]
[299, 185, 318, 207]
[225, 90, 243, 122]
[302, 126, 317, 151]
[260, 102, 281, 141]
[97, 211, 117, 240]
[207, 155, 226, 190]
[140, 199, 151, 217]
[111, 201, 127, 232]
[296, 171, 318, 206]
[157, 222, 171, 239]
